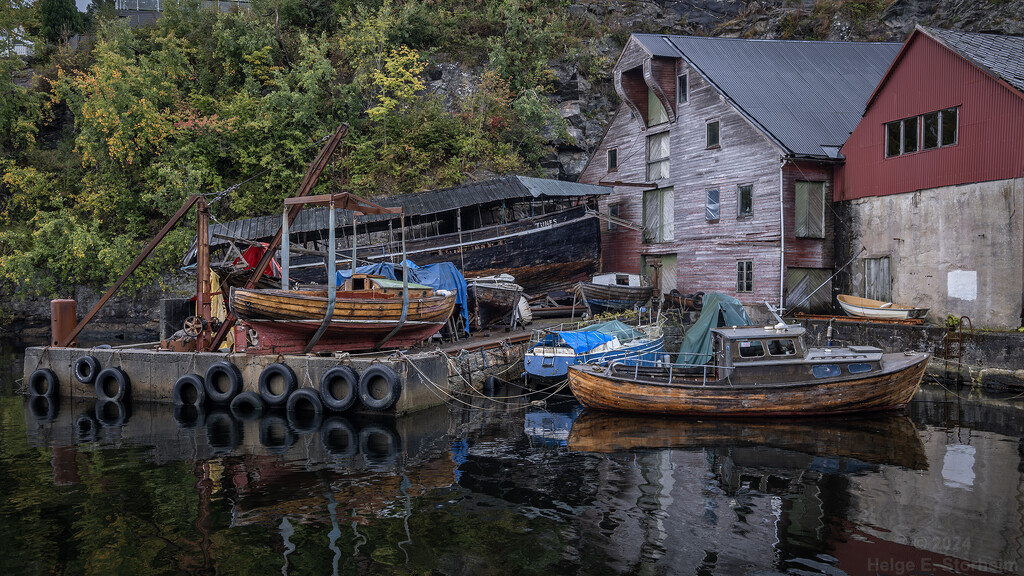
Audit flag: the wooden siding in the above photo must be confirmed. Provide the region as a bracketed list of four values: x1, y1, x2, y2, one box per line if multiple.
[836, 31, 1024, 200]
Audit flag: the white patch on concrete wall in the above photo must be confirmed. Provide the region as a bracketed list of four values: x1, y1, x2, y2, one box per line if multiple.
[947, 270, 978, 301]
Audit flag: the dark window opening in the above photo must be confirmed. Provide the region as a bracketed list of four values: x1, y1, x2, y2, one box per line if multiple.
[738, 340, 765, 358]
[738, 184, 753, 218]
[607, 148, 618, 172]
[706, 120, 720, 149]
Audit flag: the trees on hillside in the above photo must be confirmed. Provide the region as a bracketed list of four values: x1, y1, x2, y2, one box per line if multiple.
[39, 0, 83, 43]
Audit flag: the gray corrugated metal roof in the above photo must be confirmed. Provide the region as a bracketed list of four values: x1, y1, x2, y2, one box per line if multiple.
[206, 175, 609, 248]
[632, 34, 901, 157]
[919, 26, 1024, 94]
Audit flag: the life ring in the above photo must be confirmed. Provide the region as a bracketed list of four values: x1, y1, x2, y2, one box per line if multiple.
[204, 361, 242, 404]
[230, 391, 265, 420]
[259, 414, 295, 454]
[28, 394, 58, 423]
[319, 366, 359, 412]
[358, 423, 399, 468]
[205, 409, 242, 454]
[286, 388, 324, 433]
[172, 404, 206, 429]
[172, 374, 206, 406]
[357, 365, 402, 411]
[74, 355, 101, 384]
[27, 368, 59, 398]
[75, 413, 99, 443]
[258, 362, 297, 407]
[95, 367, 131, 402]
[320, 416, 357, 458]
[95, 399, 130, 428]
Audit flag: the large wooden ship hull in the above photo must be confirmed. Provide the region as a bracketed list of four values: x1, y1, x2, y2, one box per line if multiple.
[567, 351, 929, 417]
[466, 279, 522, 329]
[231, 287, 456, 354]
[577, 282, 655, 314]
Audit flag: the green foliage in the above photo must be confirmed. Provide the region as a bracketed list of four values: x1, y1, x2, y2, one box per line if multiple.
[39, 0, 83, 43]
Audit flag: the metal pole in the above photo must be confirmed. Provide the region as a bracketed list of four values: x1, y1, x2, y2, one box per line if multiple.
[281, 206, 290, 289]
[305, 199, 337, 353]
[197, 198, 211, 350]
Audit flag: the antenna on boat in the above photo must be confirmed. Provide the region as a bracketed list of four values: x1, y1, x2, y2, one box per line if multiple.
[764, 301, 789, 330]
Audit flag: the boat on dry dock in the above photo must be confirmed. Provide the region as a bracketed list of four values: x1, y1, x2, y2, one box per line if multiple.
[837, 294, 929, 320]
[576, 272, 655, 315]
[466, 275, 523, 330]
[567, 322, 929, 417]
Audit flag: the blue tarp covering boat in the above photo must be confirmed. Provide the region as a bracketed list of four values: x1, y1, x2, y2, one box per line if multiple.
[337, 260, 470, 328]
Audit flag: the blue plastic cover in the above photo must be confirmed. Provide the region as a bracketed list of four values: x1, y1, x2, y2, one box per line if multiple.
[541, 331, 617, 354]
[336, 260, 470, 328]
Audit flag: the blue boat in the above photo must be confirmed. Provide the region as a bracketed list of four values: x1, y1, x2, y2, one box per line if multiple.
[524, 320, 664, 381]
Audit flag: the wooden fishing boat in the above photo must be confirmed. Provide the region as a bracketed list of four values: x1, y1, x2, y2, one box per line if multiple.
[566, 411, 927, 469]
[567, 324, 929, 417]
[837, 294, 929, 320]
[576, 273, 655, 314]
[231, 274, 457, 354]
[466, 275, 523, 330]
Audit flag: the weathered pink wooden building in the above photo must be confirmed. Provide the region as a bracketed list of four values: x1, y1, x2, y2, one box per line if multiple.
[834, 26, 1024, 329]
[578, 34, 899, 316]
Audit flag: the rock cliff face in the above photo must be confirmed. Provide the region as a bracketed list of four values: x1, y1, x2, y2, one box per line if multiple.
[429, 0, 1024, 181]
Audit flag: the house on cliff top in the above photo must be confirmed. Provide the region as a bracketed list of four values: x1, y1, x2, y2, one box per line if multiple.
[834, 26, 1024, 330]
[578, 33, 900, 317]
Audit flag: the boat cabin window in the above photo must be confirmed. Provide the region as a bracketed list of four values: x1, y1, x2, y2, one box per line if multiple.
[615, 274, 630, 286]
[812, 364, 841, 378]
[767, 339, 796, 356]
[737, 340, 765, 358]
[848, 363, 873, 374]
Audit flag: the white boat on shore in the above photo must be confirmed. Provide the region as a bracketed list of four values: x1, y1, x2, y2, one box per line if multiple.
[837, 294, 929, 320]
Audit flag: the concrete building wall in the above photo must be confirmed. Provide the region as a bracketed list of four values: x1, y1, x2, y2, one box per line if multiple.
[837, 177, 1024, 329]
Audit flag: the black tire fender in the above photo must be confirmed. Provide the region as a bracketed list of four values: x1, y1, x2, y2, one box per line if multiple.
[74, 355, 101, 384]
[27, 368, 59, 398]
[286, 388, 324, 433]
[319, 366, 359, 412]
[357, 365, 401, 411]
[204, 361, 242, 404]
[230, 391, 265, 420]
[258, 362, 297, 407]
[95, 367, 130, 402]
[172, 374, 206, 406]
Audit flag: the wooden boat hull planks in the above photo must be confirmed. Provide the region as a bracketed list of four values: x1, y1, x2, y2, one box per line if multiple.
[567, 352, 929, 417]
[467, 282, 521, 329]
[577, 283, 655, 313]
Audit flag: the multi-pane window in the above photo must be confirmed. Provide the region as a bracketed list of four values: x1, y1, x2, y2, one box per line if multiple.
[647, 132, 670, 181]
[886, 107, 958, 157]
[705, 189, 720, 222]
[737, 260, 753, 292]
[607, 148, 618, 172]
[677, 74, 688, 105]
[706, 120, 720, 148]
[794, 181, 825, 239]
[738, 184, 753, 218]
[642, 187, 674, 243]
[648, 88, 668, 126]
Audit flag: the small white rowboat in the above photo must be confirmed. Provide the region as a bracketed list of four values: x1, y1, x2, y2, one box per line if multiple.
[837, 294, 928, 320]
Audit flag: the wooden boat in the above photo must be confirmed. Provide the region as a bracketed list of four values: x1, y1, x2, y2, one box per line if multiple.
[662, 289, 703, 311]
[525, 320, 664, 381]
[567, 324, 929, 416]
[566, 411, 928, 469]
[466, 275, 523, 330]
[231, 274, 457, 354]
[837, 294, 929, 320]
[576, 273, 655, 314]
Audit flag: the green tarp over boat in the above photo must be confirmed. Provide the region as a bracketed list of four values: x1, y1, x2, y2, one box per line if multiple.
[675, 293, 753, 365]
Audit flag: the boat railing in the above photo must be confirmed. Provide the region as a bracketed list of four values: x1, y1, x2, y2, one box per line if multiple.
[606, 350, 727, 386]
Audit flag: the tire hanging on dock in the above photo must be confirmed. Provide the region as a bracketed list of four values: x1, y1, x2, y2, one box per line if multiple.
[319, 366, 359, 412]
[357, 365, 402, 411]
[74, 356, 101, 384]
[230, 391, 265, 420]
[95, 367, 131, 402]
[204, 362, 242, 404]
[172, 374, 206, 406]
[259, 363, 297, 407]
[27, 368, 59, 398]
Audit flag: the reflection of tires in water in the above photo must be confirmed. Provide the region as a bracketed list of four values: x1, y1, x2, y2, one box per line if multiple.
[205, 409, 242, 454]
[95, 399, 130, 428]
[28, 395, 58, 423]
[75, 412, 99, 443]
[259, 413, 296, 454]
[173, 404, 207, 429]
[320, 416, 357, 458]
[286, 388, 324, 434]
[358, 423, 400, 468]
[230, 391, 265, 420]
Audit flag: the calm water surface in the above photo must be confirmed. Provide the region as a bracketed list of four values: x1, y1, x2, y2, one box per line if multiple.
[3, 344, 1023, 575]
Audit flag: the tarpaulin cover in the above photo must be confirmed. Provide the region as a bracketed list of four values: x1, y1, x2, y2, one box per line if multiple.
[675, 293, 753, 365]
[537, 320, 645, 354]
[336, 260, 470, 328]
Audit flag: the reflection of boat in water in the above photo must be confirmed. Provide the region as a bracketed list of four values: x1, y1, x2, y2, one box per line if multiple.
[837, 294, 929, 320]
[567, 410, 928, 469]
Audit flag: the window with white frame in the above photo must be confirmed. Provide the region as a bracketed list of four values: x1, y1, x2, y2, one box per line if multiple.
[923, 108, 958, 150]
[705, 189, 720, 222]
[794, 181, 825, 239]
[886, 107, 958, 157]
[738, 184, 753, 218]
[647, 131, 670, 181]
[648, 88, 668, 126]
[737, 260, 753, 292]
[677, 73, 688, 106]
[642, 187, 674, 243]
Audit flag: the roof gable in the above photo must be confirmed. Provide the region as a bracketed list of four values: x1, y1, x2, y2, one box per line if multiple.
[632, 34, 901, 158]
